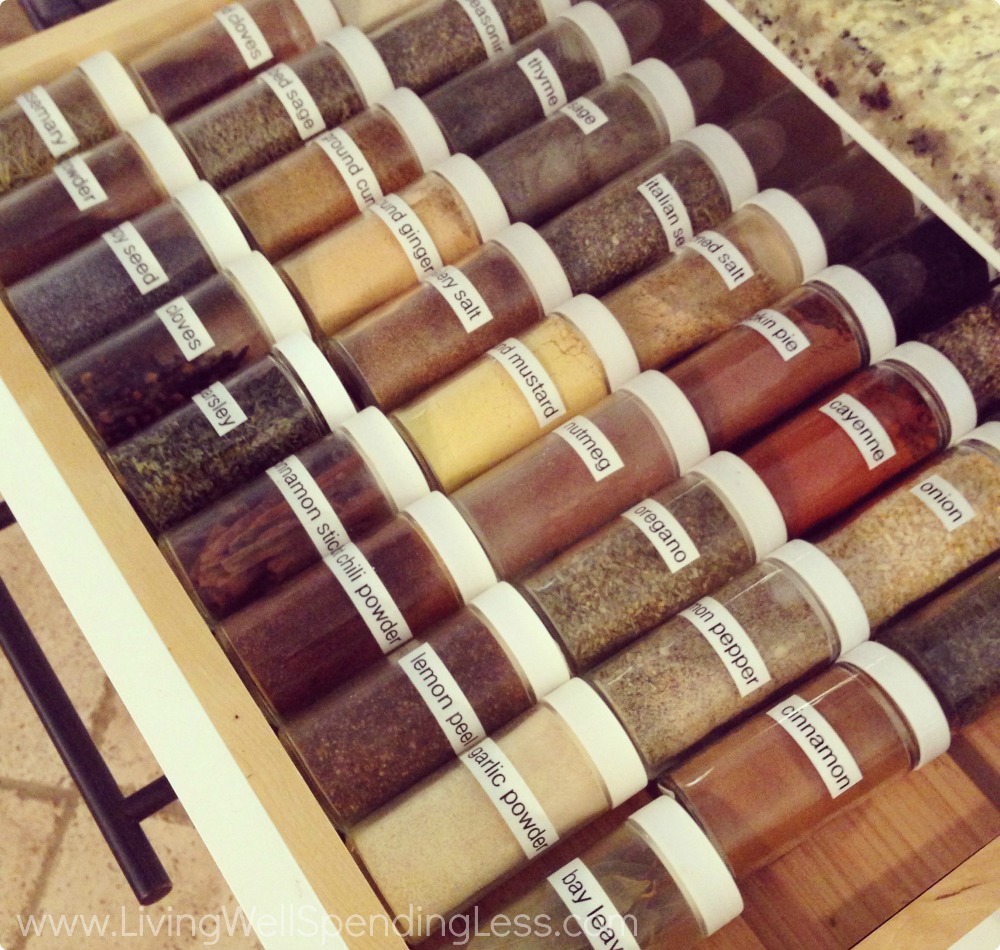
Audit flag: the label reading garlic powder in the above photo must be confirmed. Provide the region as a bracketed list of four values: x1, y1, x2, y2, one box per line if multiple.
[214, 3, 274, 68]
[687, 230, 754, 290]
[561, 96, 609, 134]
[371, 194, 443, 278]
[260, 63, 325, 139]
[267, 454, 351, 557]
[102, 222, 169, 295]
[428, 266, 495, 332]
[911, 474, 976, 531]
[316, 128, 383, 212]
[191, 382, 248, 436]
[681, 597, 771, 696]
[16, 86, 79, 157]
[455, 0, 510, 57]
[488, 339, 567, 426]
[819, 393, 897, 470]
[53, 155, 108, 211]
[517, 49, 568, 116]
[156, 296, 215, 360]
[555, 417, 624, 482]
[637, 174, 694, 251]
[549, 859, 642, 950]
[743, 309, 811, 360]
[623, 498, 700, 572]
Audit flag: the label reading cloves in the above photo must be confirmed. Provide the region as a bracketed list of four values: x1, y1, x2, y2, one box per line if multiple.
[428, 266, 495, 332]
[687, 230, 753, 290]
[259, 63, 325, 139]
[623, 498, 700, 572]
[637, 174, 694, 251]
[102, 222, 169, 295]
[548, 859, 641, 950]
[191, 381, 248, 435]
[555, 417, 624, 482]
[316, 128, 383, 213]
[155, 296, 215, 360]
[743, 309, 811, 360]
[680, 598, 771, 696]
[53, 155, 108, 211]
[488, 339, 566, 426]
[371, 195, 443, 278]
[214, 3, 274, 68]
[911, 474, 976, 531]
[818, 394, 896, 470]
[561, 97, 609, 134]
[517, 49, 568, 116]
[267, 454, 351, 557]
[455, 0, 510, 57]
[16, 86, 79, 158]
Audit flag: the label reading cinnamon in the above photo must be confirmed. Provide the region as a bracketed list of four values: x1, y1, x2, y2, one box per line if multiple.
[637, 174, 694, 251]
[548, 859, 641, 950]
[517, 49, 568, 116]
[267, 455, 351, 558]
[102, 222, 169, 295]
[16, 86, 79, 157]
[743, 309, 811, 360]
[428, 266, 494, 332]
[818, 394, 897, 470]
[260, 63, 325, 139]
[214, 3, 274, 68]
[555, 417, 624, 482]
[561, 96, 609, 134]
[681, 598, 771, 696]
[371, 194, 443, 278]
[911, 474, 976, 531]
[53, 155, 108, 211]
[316, 128, 383, 212]
[488, 339, 566, 426]
[156, 296, 215, 360]
[191, 382, 248, 436]
[455, 0, 510, 56]
[623, 499, 700, 572]
[688, 230, 754, 289]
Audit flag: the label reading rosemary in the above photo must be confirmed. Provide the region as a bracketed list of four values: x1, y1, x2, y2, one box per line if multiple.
[549, 859, 641, 950]
[561, 96, 609, 134]
[214, 3, 274, 68]
[681, 598, 772, 697]
[688, 230, 754, 290]
[16, 86, 79, 157]
[819, 394, 897, 470]
[911, 474, 976, 531]
[623, 499, 700, 572]
[517, 49, 568, 116]
[102, 223, 169, 295]
[428, 266, 495, 332]
[53, 155, 108, 211]
[267, 454, 351, 557]
[371, 195, 443, 278]
[316, 128, 383, 212]
[556, 417, 624, 482]
[489, 339, 567, 425]
[260, 63, 325, 139]
[192, 382, 248, 435]
[455, 0, 510, 57]
[743, 308, 811, 360]
[156, 296, 215, 360]
[637, 174, 694, 251]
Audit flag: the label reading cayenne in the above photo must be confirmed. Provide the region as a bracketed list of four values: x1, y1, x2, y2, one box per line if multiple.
[818, 393, 896, 470]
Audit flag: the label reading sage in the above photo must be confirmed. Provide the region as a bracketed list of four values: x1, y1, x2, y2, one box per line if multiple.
[561, 97, 609, 134]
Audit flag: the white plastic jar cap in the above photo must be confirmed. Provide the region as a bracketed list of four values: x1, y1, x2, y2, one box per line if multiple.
[273, 332, 357, 430]
[290, 0, 343, 42]
[810, 265, 896, 360]
[622, 372, 710, 475]
[556, 295, 639, 391]
[625, 60, 695, 141]
[539, 0, 572, 21]
[691, 451, 787, 560]
[964, 420, 1000, 453]
[543, 679, 647, 807]
[767, 540, 870, 654]
[225, 252, 309, 341]
[432, 154, 510, 241]
[77, 51, 150, 129]
[324, 26, 394, 107]
[405, 492, 497, 603]
[492, 224, 571, 315]
[339, 407, 429, 510]
[881, 341, 977, 446]
[680, 124, 758, 209]
[559, 3, 632, 79]
[471, 582, 571, 700]
[744, 188, 828, 280]
[172, 181, 252, 267]
[840, 641, 951, 768]
[629, 796, 743, 936]
[125, 115, 199, 196]
[377, 88, 450, 172]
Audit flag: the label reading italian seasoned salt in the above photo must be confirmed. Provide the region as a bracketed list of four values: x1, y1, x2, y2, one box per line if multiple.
[743, 308, 811, 360]
[561, 96, 609, 134]
[267, 454, 350, 558]
[637, 174, 694, 251]
[455, 0, 510, 57]
[548, 859, 641, 950]
[191, 382, 248, 436]
[214, 3, 274, 68]
[911, 474, 976, 531]
[428, 266, 494, 332]
[767, 694, 862, 798]
[681, 598, 771, 696]
[818, 393, 896, 470]
[555, 417, 624, 482]
[399, 643, 486, 754]
[316, 128, 383, 212]
[16, 86, 79, 157]
[623, 498, 700, 572]
[260, 63, 325, 139]
[371, 194, 443, 278]
[517, 49, 568, 116]
[156, 296, 215, 360]
[462, 739, 558, 856]
[687, 230, 754, 290]
[53, 155, 108, 211]
[102, 222, 169, 295]
[488, 339, 566, 426]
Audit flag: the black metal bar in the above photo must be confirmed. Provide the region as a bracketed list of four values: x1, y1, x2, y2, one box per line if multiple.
[123, 775, 178, 823]
[0, 502, 15, 531]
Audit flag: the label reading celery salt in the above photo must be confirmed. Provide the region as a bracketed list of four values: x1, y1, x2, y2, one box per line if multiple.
[429, 266, 494, 332]
[267, 455, 350, 557]
[214, 3, 274, 68]
[191, 382, 248, 435]
[455, 0, 510, 56]
[316, 128, 383, 212]
[260, 63, 325, 139]
[102, 223, 169, 295]
[911, 474, 976, 531]
[561, 96, 609, 134]
[688, 230, 754, 290]
[556, 417, 624, 481]
[681, 598, 771, 696]
[156, 296, 215, 360]
[623, 498, 700, 572]
[819, 394, 896, 470]
[743, 309, 811, 360]
[517, 49, 568, 115]
[488, 339, 566, 426]
[371, 194, 443, 278]
[53, 155, 108, 211]
[549, 859, 641, 950]
[16, 86, 79, 157]
[637, 174, 694, 251]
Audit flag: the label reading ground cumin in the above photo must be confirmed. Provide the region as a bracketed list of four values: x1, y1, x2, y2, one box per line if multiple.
[819, 394, 897, 470]
[622, 498, 700, 573]
[455, 0, 511, 57]
[555, 417, 624, 482]
[517, 49, 568, 116]
[266, 455, 351, 558]
[53, 155, 108, 211]
[688, 230, 754, 290]
[910, 474, 975, 531]
[315, 128, 383, 213]
[371, 194, 443, 278]
[214, 4, 274, 69]
[16, 86, 79, 158]
[259, 63, 324, 140]
[680, 598, 772, 697]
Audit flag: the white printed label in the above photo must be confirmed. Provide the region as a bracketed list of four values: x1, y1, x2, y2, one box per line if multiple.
[214, 3, 274, 68]
[399, 643, 486, 754]
[456, 0, 510, 57]
[316, 128, 383, 212]
[462, 738, 558, 856]
[260, 63, 325, 140]
[155, 296, 215, 360]
[16, 86, 79, 158]
[324, 543, 411, 653]
[767, 694, 863, 798]
[911, 474, 976, 531]
[819, 393, 896, 470]
[637, 174, 694, 251]
[428, 266, 494, 332]
[191, 382, 248, 435]
[555, 417, 624, 482]
[549, 859, 641, 950]
[371, 194, 443, 278]
[680, 598, 772, 697]
[267, 455, 351, 558]
[561, 96, 609, 134]
[687, 230, 754, 290]
[517, 49, 568, 116]
[623, 498, 699, 572]
[102, 222, 169, 295]
[488, 339, 566, 426]
[53, 155, 108, 211]
[743, 308, 811, 361]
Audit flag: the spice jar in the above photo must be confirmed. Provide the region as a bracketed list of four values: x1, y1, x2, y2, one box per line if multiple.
[106, 332, 356, 532]
[283, 581, 571, 828]
[521, 450, 787, 671]
[327, 222, 572, 411]
[161, 405, 429, 619]
[8, 180, 252, 366]
[392, 294, 640, 492]
[0, 51, 149, 197]
[451, 370, 709, 578]
[347, 677, 648, 922]
[216, 490, 497, 717]
[223, 87, 450, 260]
[172, 27, 393, 189]
[661, 640, 951, 877]
[128, 0, 342, 121]
[53, 251, 310, 447]
[741, 341, 978, 538]
[0, 115, 198, 285]
[279, 153, 510, 335]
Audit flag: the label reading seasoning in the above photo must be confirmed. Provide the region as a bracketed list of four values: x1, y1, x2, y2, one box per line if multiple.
[688, 230, 754, 290]
[214, 3, 274, 68]
[102, 223, 169, 295]
[680, 597, 771, 696]
[455, 0, 510, 57]
[517, 49, 568, 116]
[911, 474, 976, 531]
[191, 381, 248, 435]
[316, 128, 383, 212]
[462, 738, 558, 856]
[555, 417, 624, 482]
[623, 498, 700, 572]
[399, 643, 486, 754]
[743, 309, 811, 360]
[561, 96, 609, 134]
[637, 174, 694, 251]
[548, 858, 641, 950]
[371, 195, 443, 278]
[428, 266, 494, 332]
[260, 63, 325, 139]
[266, 455, 351, 558]
[16, 86, 80, 158]
[53, 155, 108, 211]
[818, 393, 897, 470]
[767, 694, 862, 798]
[155, 296, 215, 360]
[488, 339, 566, 426]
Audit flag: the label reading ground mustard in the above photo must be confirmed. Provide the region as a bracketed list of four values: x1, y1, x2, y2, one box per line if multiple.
[488, 339, 567, 426]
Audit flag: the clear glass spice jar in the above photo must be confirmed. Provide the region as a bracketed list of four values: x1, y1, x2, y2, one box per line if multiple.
[216, 490, 497, 718]
[347, 677, 648, 922]
[8, 180, 252, 366]
[282, 581, 571, 828]
[160, 404, 429, 620]
[392, 293, 641, 492]
[105, 332, 356, 532]
[0, 51, 149, 197]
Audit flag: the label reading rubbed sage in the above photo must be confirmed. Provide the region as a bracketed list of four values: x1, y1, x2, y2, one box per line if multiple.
[260, 63, 325, 140]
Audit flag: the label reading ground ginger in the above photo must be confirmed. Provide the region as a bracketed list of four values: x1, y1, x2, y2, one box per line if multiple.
[488, 339, 567, 426]
[316, 128, 383, 213]
[561, 96, 609, 134]
[455, 0, 510, 57]
[155, 296, 215, 360]
[191, 381, 248, 435]
[819, 394, 897, 470]
[371, 195, 443, 278]
[53, 155, 108, 211]
[911, 474, 976, 531]
[266, 455, 351, 558]
[680, 598, 771, 696]
[260, 63, 325, 140]
[637, 174, 693, 251]
[688, 230, 754, 290]
[556, 417, 624, 482]
[428, 266, 494, 332]
[548, 859, 641, 950]
[214, 3, 274, 68]
[102, 223, 169, 295]
[16, 86, 79, 158]
[743, 309, 811, 361]
[517, 49, 568, 116]
[623, 499, 700, 572]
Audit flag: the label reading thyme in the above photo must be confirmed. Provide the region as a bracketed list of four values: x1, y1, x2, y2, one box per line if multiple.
[371, 195, 443, 278]
[259, 63, 325, 139]
[316, 128, 383, 213]
[680, 598, 771, 696]
[428, 266, 495, 332]
[191, 382, 248, 435]
[688, 230, 754, 290]
[214, 3, 274, 68]
[743, 309, 811, 360]
[819, 394, 897, 470]
[102, 223, 169, 295]
[548, 859, 641, 950]
[517, 49, 568, 116]
[16, 86, 79, 157]
[561, 97, 609, 134]
[555, 417, 624, 482]
[637, 174, 694, 251]
[155, 296, 215, 360]
[488, 339, 567, 425]
[455, 0, 511, 57]
[622, 498, 700, 572]
[266, 455, 351, 557]
[911, 474, 976, 531]
[53, 155, 108, 211]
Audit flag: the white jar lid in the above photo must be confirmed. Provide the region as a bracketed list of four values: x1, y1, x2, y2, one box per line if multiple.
[492, 224, 571, 315]
[691, 451, 786, 560]
[539, 0, 572, 21]
[172, 181, 252, 267]
[273, 332, 356, 429]
[77, 51, 150, 129]
[377, 87, 450, 172]
[324, 26, 394, 107]
[809, 265, 896, 360]
[225, 252, 309, 341]
[125, 115, 199, 196]
[432, 154, 510, 242]
[881, 341, 977, 447]
[625, 60, 694, 142]
[472, 582, 571, 700]
[767, 540, 869, 655]
[964, 420, 1000, 453]
[744, 188, 827, 280]
[622, 372, 709, 475]
[629, 796, 743, 936]
[405, 492, 497, 603]
[560, 3, 632, 79]
[556, 295, 639, 392]
[680, 124, 758, 209]
[543, 679, 647, 807]
[339, 406, 429, 509]
[840, 641, 951, 768]
[290, 0, 342, 42]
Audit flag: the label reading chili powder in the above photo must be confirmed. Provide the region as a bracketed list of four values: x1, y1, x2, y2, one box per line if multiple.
[819, 394, 897, 470]
[260, 63, 325, 140]
[316, 128, 383, 213]
[548, 858, 642, 950]
[489, 339, 567, 425]
[911, 474, 976, 532]
[688, 230, 754, 290]
[429, 266, 494, 332]
[517, 50, 568, 116]
[214, 3, 274, 68]
[638, 174, 694, 251]
[555, 417, 624, 482]
[102, 223, 169, 295]
[191, 381, 248, 435]
[266, 455, 351, 557]
[623, 498, 700, 572]
[561, 97, 609, 134]
[371, 195, 443, 278]
[16, 86, 79, 158]
[155, 296, 215, 360]
[680, 598, 771, 696]
[743, 309, 811, 361]
[53, 155, 109, 211]
[455, 0, 511, 57]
